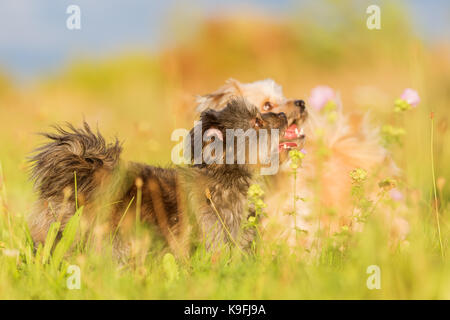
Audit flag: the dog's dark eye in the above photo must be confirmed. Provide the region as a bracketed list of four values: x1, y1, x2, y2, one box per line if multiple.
[263, 101, 273, 111]
[254, 118, 264, 128]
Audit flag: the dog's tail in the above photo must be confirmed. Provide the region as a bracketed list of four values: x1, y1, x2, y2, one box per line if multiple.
[29, 122, 122, 201]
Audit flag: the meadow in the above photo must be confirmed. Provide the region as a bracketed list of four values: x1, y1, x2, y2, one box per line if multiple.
[0, 3, 449, 299]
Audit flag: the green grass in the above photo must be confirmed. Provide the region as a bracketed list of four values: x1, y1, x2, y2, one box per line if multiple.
[0, 152, 448, 299]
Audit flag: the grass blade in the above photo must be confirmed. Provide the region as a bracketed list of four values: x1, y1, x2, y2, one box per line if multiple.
[41, 221, 61, 265]
[52, 206, 83, 268]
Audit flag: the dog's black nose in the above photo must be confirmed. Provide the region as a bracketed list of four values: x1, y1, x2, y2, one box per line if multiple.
[294, 100, 306, 112]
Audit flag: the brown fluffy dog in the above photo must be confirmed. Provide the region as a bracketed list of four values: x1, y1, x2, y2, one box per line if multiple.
[28, 98, 288, 256]
[196, 79, 408, 248]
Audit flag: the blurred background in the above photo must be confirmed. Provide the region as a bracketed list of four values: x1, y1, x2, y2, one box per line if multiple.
[0, 0, 449, 214]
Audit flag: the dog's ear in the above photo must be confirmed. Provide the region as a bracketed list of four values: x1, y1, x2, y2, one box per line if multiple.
[200, 108, 219, 125]
[200, 109, 224, 141]
[188, 109, 224, 164]
[204, 128, 223, 142]
[196, 78, 243, 112]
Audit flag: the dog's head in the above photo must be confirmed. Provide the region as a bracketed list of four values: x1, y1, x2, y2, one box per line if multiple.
[196, 78, 307, 153]
[189, 98, 287, 173]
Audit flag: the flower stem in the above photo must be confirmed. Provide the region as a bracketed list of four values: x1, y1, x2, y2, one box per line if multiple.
[430, 113, 444, 258]
[205, 188, 247, 257]
[293, 170, 297, 238]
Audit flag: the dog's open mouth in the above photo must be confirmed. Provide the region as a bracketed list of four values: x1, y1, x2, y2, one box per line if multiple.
[279, 123, 305, 152]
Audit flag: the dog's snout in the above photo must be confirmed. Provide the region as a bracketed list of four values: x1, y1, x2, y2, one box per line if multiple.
[294, 100, 306, 112]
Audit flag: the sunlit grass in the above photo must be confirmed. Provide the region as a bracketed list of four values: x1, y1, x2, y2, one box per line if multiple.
[0, 6, 449, 299]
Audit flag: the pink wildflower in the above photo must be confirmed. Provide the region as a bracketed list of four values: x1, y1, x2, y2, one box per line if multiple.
[389, 188, 404, 202]
[309, 86, 335, 111]
[400, 88, 420, 107]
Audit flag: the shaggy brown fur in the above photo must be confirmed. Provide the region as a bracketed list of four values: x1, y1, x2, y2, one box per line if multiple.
[28, 98, 288, 256]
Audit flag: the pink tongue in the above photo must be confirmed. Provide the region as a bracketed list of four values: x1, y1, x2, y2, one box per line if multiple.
[278, 142, 298, 152]
[284, 124, 299, 140]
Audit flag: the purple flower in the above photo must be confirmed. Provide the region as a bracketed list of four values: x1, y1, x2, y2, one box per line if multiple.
[389, 188, 404, 202]
[400, 88, 420, 107]
[300, 148, 307, 155]
[309, 86, 335, 111]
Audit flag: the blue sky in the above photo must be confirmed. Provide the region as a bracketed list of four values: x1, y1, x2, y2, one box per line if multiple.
[0, 0, 448, 83]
